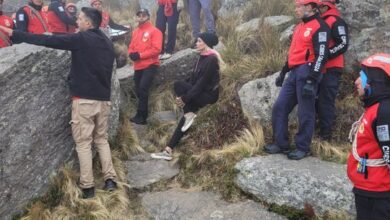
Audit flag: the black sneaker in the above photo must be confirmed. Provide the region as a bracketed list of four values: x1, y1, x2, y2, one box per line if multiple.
[82, 187, 95, 199]
[287, 150, 311, 160]
[104, 179, 117, 191]
[130, 114, 146, 125]
[264, 144, 290, 154]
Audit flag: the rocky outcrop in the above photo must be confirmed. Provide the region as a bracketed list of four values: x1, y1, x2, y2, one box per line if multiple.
[234, 155, 355, 217]
[341, 0, 390, 69]
[235, 18, 261, 32]
[238, 72, 281, 124]
[142, 189, 287, 220]
[125, 153, 179, 190]
[264, 15, 293, 28]
[218, 0, 250, 19]
[0, 44, 120, 220]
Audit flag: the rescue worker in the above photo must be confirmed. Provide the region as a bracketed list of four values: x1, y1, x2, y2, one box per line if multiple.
[65, 3, 77, 33]
[90, 0, 129, 31]
[15, 0, 49, 34]
[128, 8, 163, 125]
[0, 0, 14, 48]
[317, 0, 349, 141]
[0, 7, 119, 199]
[347, 53, 390, 220]
[46, 0, 77, 34]
[264, 0, 330, 160]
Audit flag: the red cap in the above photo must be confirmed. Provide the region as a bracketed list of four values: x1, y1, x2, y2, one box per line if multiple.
[362, 53, 390, 76]
[295, 0, 320, 5]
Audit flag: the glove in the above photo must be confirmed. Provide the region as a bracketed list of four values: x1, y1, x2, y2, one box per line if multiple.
[275, 62, 290, 87]
[129, 52, 140, 61]
[302, 79, 316, 98]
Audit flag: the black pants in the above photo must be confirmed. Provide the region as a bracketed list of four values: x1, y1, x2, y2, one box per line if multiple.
[316, 68, 341, 138]
[167, 80, 217, 148]
[155, 3, 179, 54]
[355, 194, 390, 220]
[134, 65, 157, 118]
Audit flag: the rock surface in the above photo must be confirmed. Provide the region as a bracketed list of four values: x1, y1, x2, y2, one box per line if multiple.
[218, 0, 250, 19]
[142, 189, 287, 220]
[238, 72, 281, 124]
[264, 15, 293, 28]
[0, 44, 120, 220]
[125, 153, 179, 189]
[235, 18, 261, 32]
[234, 155, 355, 217]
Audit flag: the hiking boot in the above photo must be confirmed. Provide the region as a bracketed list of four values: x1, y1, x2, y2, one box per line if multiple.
[264, 144, 290, 154]
[159, 53, 172, 60]
[287, 149, 311, 160]
[181, 112, 197, 132]
[130, 114, 146, 125]
[104, 179, 117, 191]
[82, 187, 95, 199]
[151, 150, 173, 161]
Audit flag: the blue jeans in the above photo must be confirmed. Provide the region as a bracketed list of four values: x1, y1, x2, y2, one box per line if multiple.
[272, 64, 319, 152]
[188, 0, 215, 38]
[156, 3, 179, 54]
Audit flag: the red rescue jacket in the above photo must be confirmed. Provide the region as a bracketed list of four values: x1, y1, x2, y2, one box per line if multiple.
[47, 11, 66, 33]
[23, 6, 48, 34]
[158, 0, 177, 4]
[347, 103, 390, 193]
[128, 21, 163, 70]
[0, 15, 14, 48]
[322, 7, 345, 69]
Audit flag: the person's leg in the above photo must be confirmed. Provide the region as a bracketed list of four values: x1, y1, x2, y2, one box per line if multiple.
[71, 99, 97, 190]
[155, 4, 167, 53]
[133, 70, 142, 101]
[93, 101, 117, 184]
[271, 71, 298, 149]
[317, 68, 341, 140]
[137, 66, 158, 120]
[294, 64, 318, 153]
[174, 80, 192, 97]
[371, 197, 390, 220]
[165, 3, 179, 54]
[199, 0, 216, 33]
[355, 194, 374, 220]
[188, 0, 201, 39]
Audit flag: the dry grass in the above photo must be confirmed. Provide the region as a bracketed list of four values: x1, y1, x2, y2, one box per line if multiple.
[242, 0, 295, 21]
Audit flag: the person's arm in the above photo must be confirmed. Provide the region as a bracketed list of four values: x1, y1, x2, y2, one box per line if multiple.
[374, 100, 390, 170]
[49, 2, 77, 26]
[308, 21, 330, 82]
[108, 17, 130, 31]
[181, 56, 218, 103]
[139, 29, 163, 59]
[11, 30, 82, 50]
[328, 17, 349, 59]
[15, 7, 29, 32]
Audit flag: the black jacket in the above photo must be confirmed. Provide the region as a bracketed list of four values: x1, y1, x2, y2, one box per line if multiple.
[12, 29, 115, 101]
[182, 53, 220, 103]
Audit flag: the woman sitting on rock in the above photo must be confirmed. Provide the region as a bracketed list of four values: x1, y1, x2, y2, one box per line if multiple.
[152, 32, 222, 161]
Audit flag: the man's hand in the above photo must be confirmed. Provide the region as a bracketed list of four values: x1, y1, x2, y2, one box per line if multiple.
[129, 52, 140, 61]
[175, 97, 185, 108]
[302, 80, 316, 98]
[0, 25, 13, 36]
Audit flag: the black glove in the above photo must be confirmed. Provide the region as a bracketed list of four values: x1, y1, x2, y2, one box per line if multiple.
[275, 62, 290, 87]
[129, 52, 140, 61]
[302, 79, 316, 98]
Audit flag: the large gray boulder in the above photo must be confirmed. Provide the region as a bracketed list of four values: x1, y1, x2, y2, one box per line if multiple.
[0, 44, 120, 220]
[142, 189, 287, 220]
[238, 72, 281, 123]
[234, 155, 355, 217]
[218, 0, 250, 19]
[3, 0, 28, 13]
[340, 0, 390, 69]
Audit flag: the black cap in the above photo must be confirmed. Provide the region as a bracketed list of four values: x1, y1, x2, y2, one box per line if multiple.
[198, 32, 219, 48]
[136, 8, 150, 17]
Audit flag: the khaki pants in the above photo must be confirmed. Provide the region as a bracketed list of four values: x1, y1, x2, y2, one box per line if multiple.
[70, 99, 117, 189]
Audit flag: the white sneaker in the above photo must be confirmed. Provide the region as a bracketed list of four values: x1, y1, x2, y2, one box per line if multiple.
[159, 53, 172, 60]
[151, 150, 173, 161]
[181, 112, 197, 132]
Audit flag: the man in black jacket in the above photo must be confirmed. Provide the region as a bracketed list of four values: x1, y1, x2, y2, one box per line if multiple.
[0, 7, 118, 199]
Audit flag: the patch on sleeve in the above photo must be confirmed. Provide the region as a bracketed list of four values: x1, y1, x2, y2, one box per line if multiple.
[377, 125, 390, 142]
[318, 32, 327, 43]
[58, 6, 64, 12]
[18, 14, 24, 21]
[338, 26, 346, 35]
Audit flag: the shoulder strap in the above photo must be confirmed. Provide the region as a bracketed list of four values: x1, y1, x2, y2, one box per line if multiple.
[27, 5, 48, 32]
